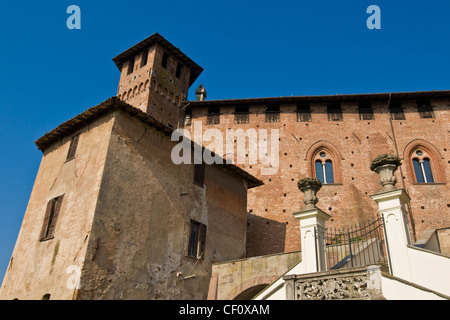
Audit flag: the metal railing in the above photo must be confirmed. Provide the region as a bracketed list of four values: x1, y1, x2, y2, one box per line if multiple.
[316, 214, 391, 273]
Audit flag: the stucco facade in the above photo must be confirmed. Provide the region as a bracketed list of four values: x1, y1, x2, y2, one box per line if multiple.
[0, 98, 262, 300]
[0, 112, 115, 300]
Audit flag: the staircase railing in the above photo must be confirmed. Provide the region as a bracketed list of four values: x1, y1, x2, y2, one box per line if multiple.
[316, 214, 391, 273]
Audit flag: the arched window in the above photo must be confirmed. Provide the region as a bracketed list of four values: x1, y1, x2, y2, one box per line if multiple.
[306, 141, 342, 184]
[314, 152, 334, 184]
[404, 140, 444, 184]
[412, 150, 434, 183]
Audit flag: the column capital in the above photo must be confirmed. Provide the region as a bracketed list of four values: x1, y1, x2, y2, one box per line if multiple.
[292, 208, 331, 229]
[370, 188, 411, 207]
[293, 208, 331, 222]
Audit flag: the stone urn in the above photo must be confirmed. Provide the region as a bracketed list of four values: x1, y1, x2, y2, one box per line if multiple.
[297, 177, 322, 211]
[370, 154, 402, 192]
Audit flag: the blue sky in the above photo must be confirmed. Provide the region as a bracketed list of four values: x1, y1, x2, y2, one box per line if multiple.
[0, 0, 449, 282]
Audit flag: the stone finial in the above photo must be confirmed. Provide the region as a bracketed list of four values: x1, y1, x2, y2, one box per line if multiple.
[195, 84, 207, 101]
[297, 177, 322, 211]
[370, 154, 402, 192]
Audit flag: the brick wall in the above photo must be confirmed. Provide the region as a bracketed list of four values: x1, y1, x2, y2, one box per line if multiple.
[117, 44, 191, 128]
[185, 97, 449, 257]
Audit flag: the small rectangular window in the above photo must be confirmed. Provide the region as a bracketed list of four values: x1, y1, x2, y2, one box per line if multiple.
[162, 52, 169, 69]
[297, 104, 311, 122]
[140, 49, 148, 67]
[389, 101, 405, 120]
[193, 162, 205, 187]
[39, 195, 64, 241]
[265, 104, 280, 123]
[66, 134, 80, 161]
[188, 220, 207, 259]
[234, 105, 249, 124]
[417, 100, 434, 119]
[127, 57, 135, 75]
[176, 63, 182, 78]
[327, 103, 343, 121]
[358, 102, 374, 120]
[184, 106, 192, 126]
[206, 106, 220, 125]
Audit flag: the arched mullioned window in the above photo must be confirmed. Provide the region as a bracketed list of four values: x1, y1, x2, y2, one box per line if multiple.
[412, 150, 434, 183]
[314, 152, 334, 184]
[306, 141, 342, 184]
[404, 140, 444, 184]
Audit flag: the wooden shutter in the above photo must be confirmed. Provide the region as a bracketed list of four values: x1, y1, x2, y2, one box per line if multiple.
[39, 195, 64, 241]
[66, 134, 80, 161]
[197, 223, 207, 259]
[39, 200, 54, 241]
[46, 194, 64, 239]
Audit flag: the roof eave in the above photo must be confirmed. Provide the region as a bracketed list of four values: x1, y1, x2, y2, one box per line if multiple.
[112, 33, 203, 86]
[185, 90, 450, 106]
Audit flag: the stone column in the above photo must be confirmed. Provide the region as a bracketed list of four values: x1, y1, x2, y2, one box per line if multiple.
[293, 178, 331, 273]
[370, 154, 413, 281]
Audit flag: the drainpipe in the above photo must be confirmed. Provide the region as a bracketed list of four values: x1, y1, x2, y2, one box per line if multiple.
[386, 93, 417, 242]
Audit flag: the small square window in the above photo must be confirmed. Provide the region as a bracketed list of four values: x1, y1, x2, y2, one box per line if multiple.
[265, 104, 280, 123]
[234, 105, 249, 124]
[389, 101, 405, 120]
[358, 102, 374, 120]
[417, 100, 434, 119]
[327, 103, 343, 121]
[297, 104, 311, 122]
[206, 106, 220, 125]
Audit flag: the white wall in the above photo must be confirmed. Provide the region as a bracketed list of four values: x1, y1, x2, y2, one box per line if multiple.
[381, 274, 447, 300]
[406, 245, 450, 296]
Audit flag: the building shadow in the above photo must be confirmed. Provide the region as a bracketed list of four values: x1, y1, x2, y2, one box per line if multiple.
[246, 212, 286, 257]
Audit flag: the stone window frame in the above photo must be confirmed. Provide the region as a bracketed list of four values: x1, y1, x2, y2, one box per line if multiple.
[305, 141, 343, 185]
[403, 139, 445, 184]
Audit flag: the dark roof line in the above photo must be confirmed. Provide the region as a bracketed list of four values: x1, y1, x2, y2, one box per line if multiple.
[112, 33, 203, 87]
[34, 97, 263, 189]
[186, 90, 450, 106]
